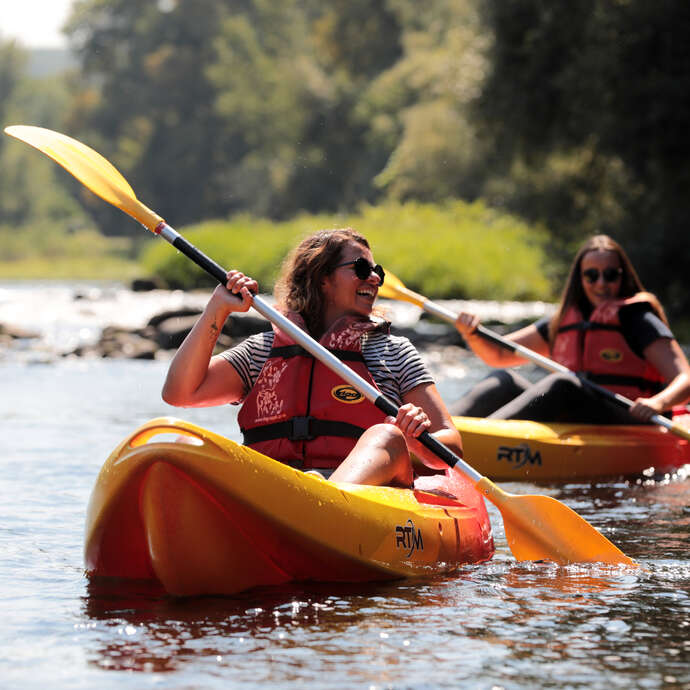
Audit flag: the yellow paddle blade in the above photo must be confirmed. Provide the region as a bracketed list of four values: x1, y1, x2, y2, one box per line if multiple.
[476, 477, 636, 566]
[378, 269, 426, 307]
[4, 125, 163, 231]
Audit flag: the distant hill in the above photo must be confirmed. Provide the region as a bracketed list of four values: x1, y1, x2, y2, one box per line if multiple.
[28, 48, 78, 77]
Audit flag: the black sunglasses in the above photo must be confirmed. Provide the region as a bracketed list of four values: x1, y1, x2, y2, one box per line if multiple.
[335, 257, 385, 285]
[582, 267, 623, 284]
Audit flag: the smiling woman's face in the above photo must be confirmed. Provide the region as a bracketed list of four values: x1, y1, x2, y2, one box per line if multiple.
[321, 241, 381, 326]
[580, 249, 623, 308]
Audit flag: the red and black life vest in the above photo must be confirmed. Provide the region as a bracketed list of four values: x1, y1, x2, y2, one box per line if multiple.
[551, 294, 666, 400]
[237, 313, 389, 469]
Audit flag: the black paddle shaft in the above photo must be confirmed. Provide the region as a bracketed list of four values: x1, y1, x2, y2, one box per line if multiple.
[168, 233, 228, 284]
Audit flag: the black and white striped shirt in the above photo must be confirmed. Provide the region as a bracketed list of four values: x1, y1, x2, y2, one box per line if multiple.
[220, 330, 434, 406]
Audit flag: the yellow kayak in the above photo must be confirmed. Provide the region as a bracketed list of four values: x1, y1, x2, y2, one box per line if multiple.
[453, 415, 690, 481]
[85, 417, 494, 596]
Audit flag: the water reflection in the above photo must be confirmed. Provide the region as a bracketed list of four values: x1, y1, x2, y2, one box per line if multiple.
[4, 352, 690, 689]
[81, 578, 436, 673]
[445, 559, 689, 685]
[80, 548, 690, 688]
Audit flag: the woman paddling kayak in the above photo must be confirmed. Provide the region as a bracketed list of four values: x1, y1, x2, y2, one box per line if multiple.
[162, 228, 458, 486]
[451, 234, 690, 423]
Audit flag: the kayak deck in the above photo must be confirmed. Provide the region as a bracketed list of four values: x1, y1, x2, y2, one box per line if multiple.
[453, 415, 690, 481]
[85, 417, 494, 596]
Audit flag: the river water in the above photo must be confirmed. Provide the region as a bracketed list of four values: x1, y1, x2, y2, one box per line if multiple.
[1, 283, 689, 689]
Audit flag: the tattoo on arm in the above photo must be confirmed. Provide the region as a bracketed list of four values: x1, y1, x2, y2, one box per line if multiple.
[208, 321, 220, 342]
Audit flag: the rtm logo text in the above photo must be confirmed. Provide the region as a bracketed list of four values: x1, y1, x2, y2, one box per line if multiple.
[395, 519, 424, 557]
[497, 443, 542, 469]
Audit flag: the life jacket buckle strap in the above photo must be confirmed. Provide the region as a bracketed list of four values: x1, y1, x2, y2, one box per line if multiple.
[290, 416, 314, 441]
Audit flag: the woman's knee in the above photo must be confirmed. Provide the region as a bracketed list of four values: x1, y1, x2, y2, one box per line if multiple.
[332, 422, 412, 487]
[537, 372, 583, 397]
[492, 369, 530, 389]
[450, 368, 531, 417]
[360, 422, 408, 456]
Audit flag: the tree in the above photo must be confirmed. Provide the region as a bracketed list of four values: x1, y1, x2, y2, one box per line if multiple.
[363, 0, 491, 203]
[477, 0, 690, 318]
[0, 38, 85, 230]
[64, 0, 404, 224]
[64, 0, 231, 234]
[208, 0, 404, 216]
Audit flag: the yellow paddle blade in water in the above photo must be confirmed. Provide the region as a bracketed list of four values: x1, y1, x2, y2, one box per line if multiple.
[4, 125, 163, 231]
[476, 478, 636, 565]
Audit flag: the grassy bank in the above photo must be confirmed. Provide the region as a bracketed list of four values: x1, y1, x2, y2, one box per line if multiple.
[0, 254, 142, 281]
[0, 225, 142, 281]
[140, 200, 556, 300]
[0, 201, 556, 300]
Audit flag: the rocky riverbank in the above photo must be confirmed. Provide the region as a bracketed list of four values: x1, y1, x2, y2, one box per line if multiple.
[0, 282, 556, 362]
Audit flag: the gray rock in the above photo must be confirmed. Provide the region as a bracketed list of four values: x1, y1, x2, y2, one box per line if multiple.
[0, 323, 41, 340]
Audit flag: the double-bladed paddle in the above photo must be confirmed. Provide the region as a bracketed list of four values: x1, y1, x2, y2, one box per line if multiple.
[378, 270, 690, 443]
[4, 124, 636, 566]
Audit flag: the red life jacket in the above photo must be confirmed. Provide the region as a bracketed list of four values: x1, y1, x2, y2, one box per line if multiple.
[551, 294, 666, 399]
[237, 313, 389, 469]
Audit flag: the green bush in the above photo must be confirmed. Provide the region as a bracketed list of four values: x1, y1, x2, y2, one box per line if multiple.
[138, 214, 318, 289]
[0, 223, 141, 280]
[0, 200, 554, 300]
[139, 201, 554, 300]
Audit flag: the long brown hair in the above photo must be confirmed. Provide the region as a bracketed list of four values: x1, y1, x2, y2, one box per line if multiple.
[274, 228, 370, 335]
[548, 234, 668, 347]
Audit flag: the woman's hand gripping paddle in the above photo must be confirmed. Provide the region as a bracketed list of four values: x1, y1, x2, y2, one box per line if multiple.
[4, 124, 636, 566]
[378, 269, 690, 443]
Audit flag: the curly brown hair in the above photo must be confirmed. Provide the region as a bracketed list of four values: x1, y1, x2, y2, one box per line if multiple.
[548, 234, 668, 348]
[274, 228, 370, 335]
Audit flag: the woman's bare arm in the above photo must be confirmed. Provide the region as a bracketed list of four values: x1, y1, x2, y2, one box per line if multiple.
[455, 314, 549, 367]
[162, 271, 256, 407]
[629, 338, 690, 420]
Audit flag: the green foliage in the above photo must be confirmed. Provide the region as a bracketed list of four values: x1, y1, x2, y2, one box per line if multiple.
[0, 224, 140, 279]
[0, 41, 28, 125]
[206, 1, 319, 217]
[63, 0, 232, 231]
[3, 1, 690, 319]
[373, 101, 483, 201]
[0, 37, 90, 238]
[477, 0, 690, 317]
[139, 215, 303, 289]
[349, 201, 552, 300]
[364, 0, 491, 202]
[139, 201, 553, 300]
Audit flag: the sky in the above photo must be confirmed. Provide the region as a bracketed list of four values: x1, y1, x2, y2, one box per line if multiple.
[0, 0, 75, 48]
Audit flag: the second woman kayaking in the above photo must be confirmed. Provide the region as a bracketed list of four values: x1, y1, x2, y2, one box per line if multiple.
[451, 234, 690, 423]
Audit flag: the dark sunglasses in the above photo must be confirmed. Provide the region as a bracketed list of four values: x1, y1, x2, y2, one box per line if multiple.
[582, 267, 623, 284]
[335, 257, 385, 285]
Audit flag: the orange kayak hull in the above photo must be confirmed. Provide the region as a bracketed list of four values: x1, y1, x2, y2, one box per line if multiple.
[85, 418, 494, 596]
